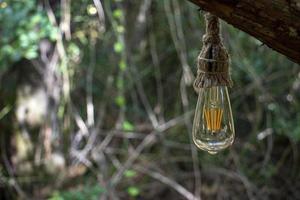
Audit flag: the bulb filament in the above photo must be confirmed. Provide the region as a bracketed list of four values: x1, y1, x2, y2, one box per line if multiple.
[204, 108, 223, 132]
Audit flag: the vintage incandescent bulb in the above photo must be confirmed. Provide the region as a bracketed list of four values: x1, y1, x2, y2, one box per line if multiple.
[192, 86, 235, 154]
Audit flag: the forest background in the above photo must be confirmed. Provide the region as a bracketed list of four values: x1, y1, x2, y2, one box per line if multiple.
[0, 0, 299, 199]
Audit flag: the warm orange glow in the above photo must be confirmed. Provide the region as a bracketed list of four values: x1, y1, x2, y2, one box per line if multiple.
[204, 108, 223, 132]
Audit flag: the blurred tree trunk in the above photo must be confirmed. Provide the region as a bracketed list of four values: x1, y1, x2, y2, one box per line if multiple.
[187, 0, 300, 64]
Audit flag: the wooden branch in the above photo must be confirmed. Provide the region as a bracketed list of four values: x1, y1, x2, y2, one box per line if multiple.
[187, 0, 300, 64]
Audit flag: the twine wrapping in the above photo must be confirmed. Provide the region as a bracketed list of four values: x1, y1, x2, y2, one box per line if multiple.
[193, 12, 232, 93]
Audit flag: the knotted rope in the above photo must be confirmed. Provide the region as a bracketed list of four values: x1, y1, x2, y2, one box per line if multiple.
[193, 12, 232, 92]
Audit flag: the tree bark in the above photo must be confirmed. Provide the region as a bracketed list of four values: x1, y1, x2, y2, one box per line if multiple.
[187, 0, 300, 64]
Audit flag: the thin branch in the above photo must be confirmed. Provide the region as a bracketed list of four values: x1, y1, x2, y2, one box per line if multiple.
[92, 0, 106, 33]
[134, 164, 199, 200]
[164, 0, 194, 85]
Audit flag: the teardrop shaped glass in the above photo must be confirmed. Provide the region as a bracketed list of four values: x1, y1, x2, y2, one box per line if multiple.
[192, 86, 235, 154]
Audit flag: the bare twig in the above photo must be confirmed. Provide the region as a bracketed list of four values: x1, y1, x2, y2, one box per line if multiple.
[86, 40, 96, 127]
[110, 132, 157, 185]
[134, 164, 199, 200]
[180, 77, 202, 199]
[164, 0, 194, 85]
[205, 167, 258, 200]
[110, 111, 192, 186]
[92, 0, 106, 33]
[1, 138, 29, 199]
[60, 0, 71, 40]
[149, 28, 165, 124]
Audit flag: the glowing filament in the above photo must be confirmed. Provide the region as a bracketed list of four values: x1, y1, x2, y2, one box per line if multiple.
[204, 108, 223, 132]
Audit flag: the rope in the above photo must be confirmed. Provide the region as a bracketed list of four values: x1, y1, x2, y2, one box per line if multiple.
[193, 12, 232, 91]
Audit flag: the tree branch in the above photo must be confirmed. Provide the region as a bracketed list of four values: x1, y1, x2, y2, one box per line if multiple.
[187, 0, 300, 64]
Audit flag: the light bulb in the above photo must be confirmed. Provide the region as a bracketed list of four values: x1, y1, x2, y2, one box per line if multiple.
[192, 86, 235, 154]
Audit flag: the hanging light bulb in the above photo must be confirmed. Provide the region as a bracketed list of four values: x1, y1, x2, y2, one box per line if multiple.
[192, 12, 235, 154]
[192, 86, 234, 154]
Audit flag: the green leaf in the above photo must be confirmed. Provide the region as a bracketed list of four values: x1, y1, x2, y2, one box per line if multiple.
[124, 169, 137, 178]
[115, 95, 125, 107]
[19, 34, 30, 47]
[127, 186, 140, 197]
[119, 60, 127, 71]
[48, 191, 64, 200]
[31, 13, 42, 25]
[114, 42, 124, 53]
[24, 49, 38, 59]
[0, 105, 12, 120]
[49, 27, 59, 41]
[122, 121, 134, 131]
[27, 31, 39, 41]
[116, 25, 125, 33]
[68, 43, 81, 58]
[116, 78, 124, 90]
[87, 4, 97, 16]
[76, 31, 88, 44]
[113, 9, 123, 19]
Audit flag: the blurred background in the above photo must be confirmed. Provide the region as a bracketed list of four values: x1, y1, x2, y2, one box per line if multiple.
[0, 0, 300, 199]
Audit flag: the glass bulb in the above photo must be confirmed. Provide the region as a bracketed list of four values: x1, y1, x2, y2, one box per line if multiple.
[192, 86, 235, 154]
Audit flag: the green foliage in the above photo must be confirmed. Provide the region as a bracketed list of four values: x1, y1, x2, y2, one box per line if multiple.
[116, 25, 125, 33]
[0, 0, 58, 71]
[113, 9, 123, 19]
[114, 41, 124, 53]
[115, 95, 126, 107]
[127, 186, 140, 197]
[116, 77, 124, 89]
[87, 4, 97, 16]
[0, 105, 12, 120]
[119, 60, 127, 71]
[124, 169, 137, 178]
[48, 185, 104, 200]
[274, 112, 300, 141]
[122, 121, 135, 131]
[67, 43, 81, 61]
